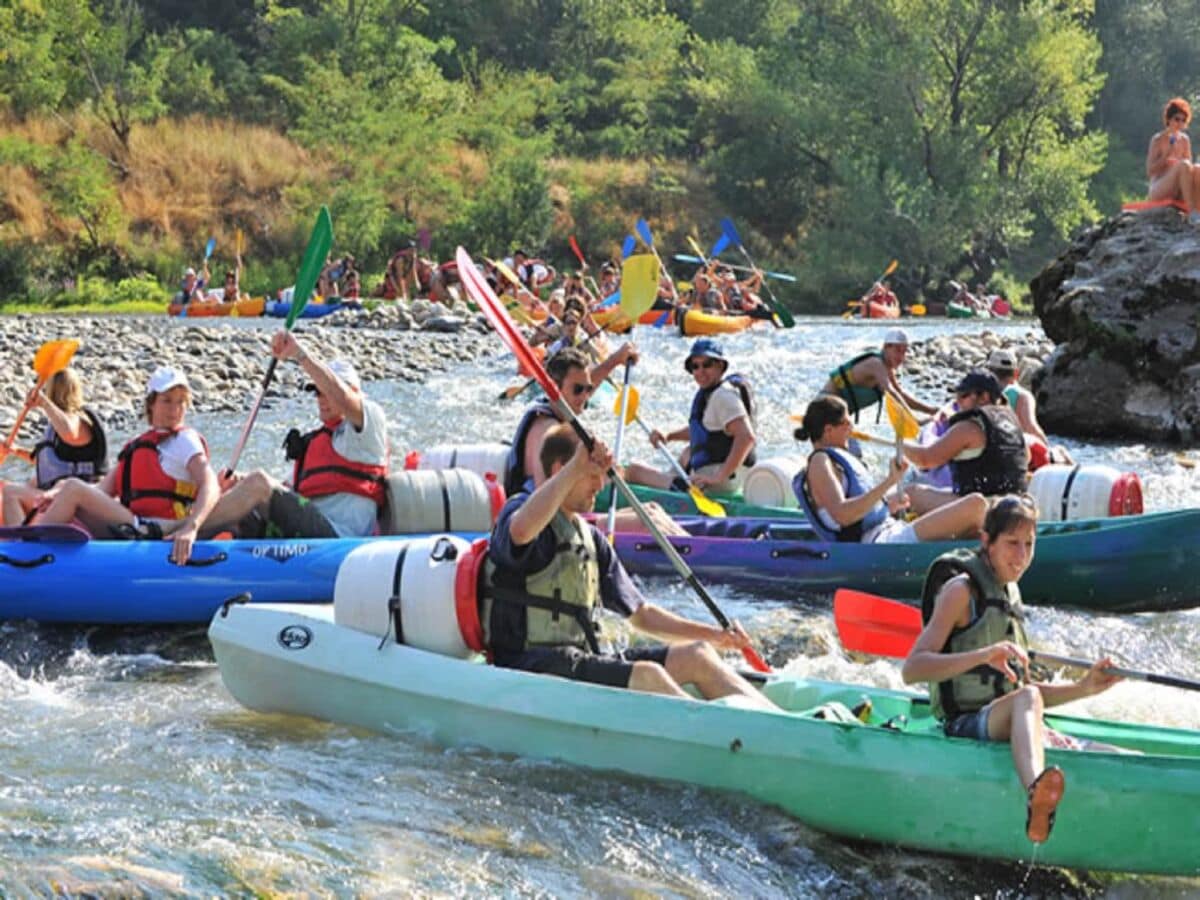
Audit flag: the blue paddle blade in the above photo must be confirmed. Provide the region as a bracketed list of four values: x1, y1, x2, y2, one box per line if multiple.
[205, 237, 216, 259]
[719, 217, 741, 247]
[653, 309, 671, 328]
[598, 290, 621, 309]
[636, 218, 654, 248]
[710, 233, 730, 258]
[621, 235, 636, 259]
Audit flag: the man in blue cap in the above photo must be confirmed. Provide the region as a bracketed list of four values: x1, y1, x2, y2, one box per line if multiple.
[625, 338, 757, 496]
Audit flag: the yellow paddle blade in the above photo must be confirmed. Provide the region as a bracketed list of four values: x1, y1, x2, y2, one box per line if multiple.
[686, 235, 706, 259]
[690, 486, 726, 517]
[909, 304, 926, 316]
[611, 384, 640, 424]
[883, 259, 899, 278]
[490, 258, 522, 289]
[884, 394, 920, 441]
[620, 254, 658, 320]
[32, 339, 80, 381]
[235, 227, 244, 256]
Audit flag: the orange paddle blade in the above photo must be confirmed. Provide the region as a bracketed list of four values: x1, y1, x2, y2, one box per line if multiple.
[833, 588, 922, 658]
[32, 339, 80, 381]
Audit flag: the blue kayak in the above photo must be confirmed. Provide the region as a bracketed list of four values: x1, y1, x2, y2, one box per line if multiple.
[611, 509, 1200, 614]
[0, 526, 453, 624]
[264, 299, 348, 318]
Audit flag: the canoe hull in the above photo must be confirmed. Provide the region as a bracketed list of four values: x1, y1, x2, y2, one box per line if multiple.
[210, 602, 1200, 876]
[678, 308, 753, 335]
[593, 482, 808, 520]
[612, 510, 1200, 613]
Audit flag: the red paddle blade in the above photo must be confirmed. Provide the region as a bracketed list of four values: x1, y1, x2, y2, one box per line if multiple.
[569, 235, 586, 267]
[456, 247, 562, 405]
[833, 588, 922, 658]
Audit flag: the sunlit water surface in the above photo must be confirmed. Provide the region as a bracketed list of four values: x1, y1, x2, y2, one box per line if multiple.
[2, 317, 1198, 896]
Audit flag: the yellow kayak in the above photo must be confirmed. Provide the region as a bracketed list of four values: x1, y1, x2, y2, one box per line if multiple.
[678, 308, 752, 336]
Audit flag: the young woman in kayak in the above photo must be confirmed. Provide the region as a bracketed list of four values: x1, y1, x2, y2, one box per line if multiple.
[484, 422, 774, 709]
[792, 395, 986, 543]
[28, 367, 218, 565]
[902, 495, 1123, 843]
[1147, 97, 1200, 223]
[27, 368, 108, 489]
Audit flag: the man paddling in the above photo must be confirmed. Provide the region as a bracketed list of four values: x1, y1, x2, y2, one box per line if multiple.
[902, 495, 1123, 843]
[483, 423, 776, 708]
[203, 332, 389, 538]
[822, 329, 936, 424]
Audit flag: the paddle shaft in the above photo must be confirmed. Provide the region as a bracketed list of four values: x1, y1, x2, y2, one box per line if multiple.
[1033, 652, 1200, 692]
[226, 356, 279, 473]
[605, 360, 634, 539]
[501, 326, 609, 401]
[672, 254, 797, 282]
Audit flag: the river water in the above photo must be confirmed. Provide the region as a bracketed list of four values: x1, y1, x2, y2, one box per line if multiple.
[2, 316, 1198, 896]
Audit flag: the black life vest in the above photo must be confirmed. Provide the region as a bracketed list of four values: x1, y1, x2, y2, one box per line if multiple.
[33, 407, 108, 488]
[948, 405, 1028, 496]
[503, 399, 557, 496]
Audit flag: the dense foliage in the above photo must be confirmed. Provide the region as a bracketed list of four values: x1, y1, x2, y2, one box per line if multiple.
[0, 0, 1189, 308]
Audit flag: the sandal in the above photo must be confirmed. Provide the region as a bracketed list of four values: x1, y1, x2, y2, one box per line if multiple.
[1025, 765, 1066, 843]
[107, 520, 165, 541]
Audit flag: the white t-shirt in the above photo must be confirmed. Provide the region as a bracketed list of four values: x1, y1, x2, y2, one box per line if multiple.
[309, 397, 390, 537]
[155, 427, 208, 481]
[702, 382, 750, 437]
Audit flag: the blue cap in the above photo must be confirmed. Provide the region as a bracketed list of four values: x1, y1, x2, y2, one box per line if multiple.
[684, 338, 727, 370]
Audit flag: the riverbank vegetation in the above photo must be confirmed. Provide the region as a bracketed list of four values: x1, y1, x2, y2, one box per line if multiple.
[0, 1, 1192, 311]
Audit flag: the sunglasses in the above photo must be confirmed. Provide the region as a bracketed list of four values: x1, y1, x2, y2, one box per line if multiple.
[570, 382, 595, 397]
[686, 358, 720, 373]
[1172, 115, 1188, 123]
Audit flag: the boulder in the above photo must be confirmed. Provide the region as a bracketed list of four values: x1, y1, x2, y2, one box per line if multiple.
[1029, 206, 1200, 443]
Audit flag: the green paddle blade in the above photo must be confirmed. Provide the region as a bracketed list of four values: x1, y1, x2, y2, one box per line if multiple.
[620, 254, 658, 320]
[287, 207, 333, 329]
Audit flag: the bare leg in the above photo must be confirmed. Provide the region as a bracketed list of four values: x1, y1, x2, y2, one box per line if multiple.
[664, 641, 777, 710]
[627, 660, 693, 698]
[906, 483, 957, 514]
[32, 478, 136, 535]
[200, 470, 275, 535]
[982, 686, 1045, 789]
[912, 492, 987, 541]
[602, 504, 688, 537]
[622, 461, 679, 490]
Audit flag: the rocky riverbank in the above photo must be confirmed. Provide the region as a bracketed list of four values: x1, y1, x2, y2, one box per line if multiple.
[0, 300, 491, 441]
[900, 327, 1054, 400]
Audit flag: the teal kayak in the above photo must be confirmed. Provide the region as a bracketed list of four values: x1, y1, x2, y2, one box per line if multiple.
[593, 482, 808, 520]
[210, 602, 1200, 876]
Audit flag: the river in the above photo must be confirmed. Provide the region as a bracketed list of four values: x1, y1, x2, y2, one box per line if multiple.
[1, 315, 1197, 896]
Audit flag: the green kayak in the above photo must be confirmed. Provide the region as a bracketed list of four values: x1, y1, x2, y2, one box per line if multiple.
[593, 481, 808, 520]
[211, 602, 1200, 877]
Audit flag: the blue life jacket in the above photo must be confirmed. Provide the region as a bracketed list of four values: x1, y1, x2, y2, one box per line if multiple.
[687, 375, 757, 472]
[504, 399, 557, 496]
[792, 446, 889, 542]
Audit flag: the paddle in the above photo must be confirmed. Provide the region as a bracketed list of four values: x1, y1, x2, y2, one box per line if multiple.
[884, 393, 921, 442]
[568, 235, 604, 297]
[204, 236, 216, 266]
[0, 523, 90, 543]
[834, 588, 1200, 692]
[605, 360, 635, 541]
[672, 254, 798, 283]
[457, 246, 766, 671]
[225, 206, 332, 474]
[498, 326, 612, 402]
[685, 235, 781, 329]
[488, 257, 543, 324]
[718, 218, 795, 328]
[620, 254, 659, 320]
[634, 219, 681, 307]
[2, 339, 80, 460]
[621, 235, 636, 260]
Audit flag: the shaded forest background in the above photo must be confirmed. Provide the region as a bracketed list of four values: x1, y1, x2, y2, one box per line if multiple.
[0, 0, 1195, 310]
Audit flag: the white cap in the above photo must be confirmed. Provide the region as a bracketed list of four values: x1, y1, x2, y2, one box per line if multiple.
[184, 267, 197, 277]
[985, 349, 1018, 372]
[147, 366, 190, 396]
[328, 358, 361, 390]
[883, 328, 909, 346]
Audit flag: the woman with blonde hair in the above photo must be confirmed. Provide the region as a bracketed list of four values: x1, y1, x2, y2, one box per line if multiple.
[1147, 97, 1200, 222]
[29, 368, 108, 488]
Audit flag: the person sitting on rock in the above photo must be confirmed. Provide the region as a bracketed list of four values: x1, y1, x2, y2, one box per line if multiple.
[792, 395, 986, 544]
[483, 422, 775, 708]
[901, 370, 1029, 513]
[203, 334, 389, 539]
[1147, 97, 1200, 223]
[29, 367, 218, 565]
[984, 350, 1074, 468]
[822, 329, 937, 425]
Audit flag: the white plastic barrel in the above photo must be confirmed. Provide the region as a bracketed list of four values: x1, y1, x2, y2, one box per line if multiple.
[406, 442, 511, 486]
[334, 535, 475, 658]
[382, 469, 503, 535]
[1029, 464, 1144, 521]
[742, 456, 805, 508]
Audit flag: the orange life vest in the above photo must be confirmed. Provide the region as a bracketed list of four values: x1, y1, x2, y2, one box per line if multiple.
[115, 428, 207, 520]
[288, 419, 388, 506]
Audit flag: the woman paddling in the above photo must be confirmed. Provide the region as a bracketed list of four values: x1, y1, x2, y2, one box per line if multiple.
[901, 495, 1124, 844]
[1147, 97, 1200, 222]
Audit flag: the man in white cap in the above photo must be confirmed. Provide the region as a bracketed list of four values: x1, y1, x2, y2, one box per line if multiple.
[174, 265, 208, 305]
[821, 328, 937, 424]
[985, 349, 1073, 467]
[203, 331, 390, 538]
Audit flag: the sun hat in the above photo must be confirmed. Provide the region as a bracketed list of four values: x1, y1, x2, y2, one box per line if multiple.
[306, 358, 362, 392]
[985, 349, 1018, 373]
[146, 366, 190, 397]
[684, 338, 728, 370]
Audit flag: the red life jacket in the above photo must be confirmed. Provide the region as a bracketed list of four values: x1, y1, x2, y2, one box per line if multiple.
[288, 419, 388, 506]
[115, 428, 208, 520]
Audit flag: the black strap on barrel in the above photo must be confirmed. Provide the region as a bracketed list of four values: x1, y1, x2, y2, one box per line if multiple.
[1060, 464, 1081, 521]
[378, 544, 410, 650]
[436, 469, 452, 531]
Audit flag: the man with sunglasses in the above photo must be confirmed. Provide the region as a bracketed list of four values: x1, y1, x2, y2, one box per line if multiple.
[203, 331, 389, 538]
[901, 369, 1028, 513]
[625, 338, 757, 496]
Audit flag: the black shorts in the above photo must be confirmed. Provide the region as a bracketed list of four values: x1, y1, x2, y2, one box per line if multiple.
[237, 488, 339, 539]
[494, 645, 670, 688]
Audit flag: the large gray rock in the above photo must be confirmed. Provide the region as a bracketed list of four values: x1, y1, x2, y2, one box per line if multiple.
[1030, 207, 1200, 443]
